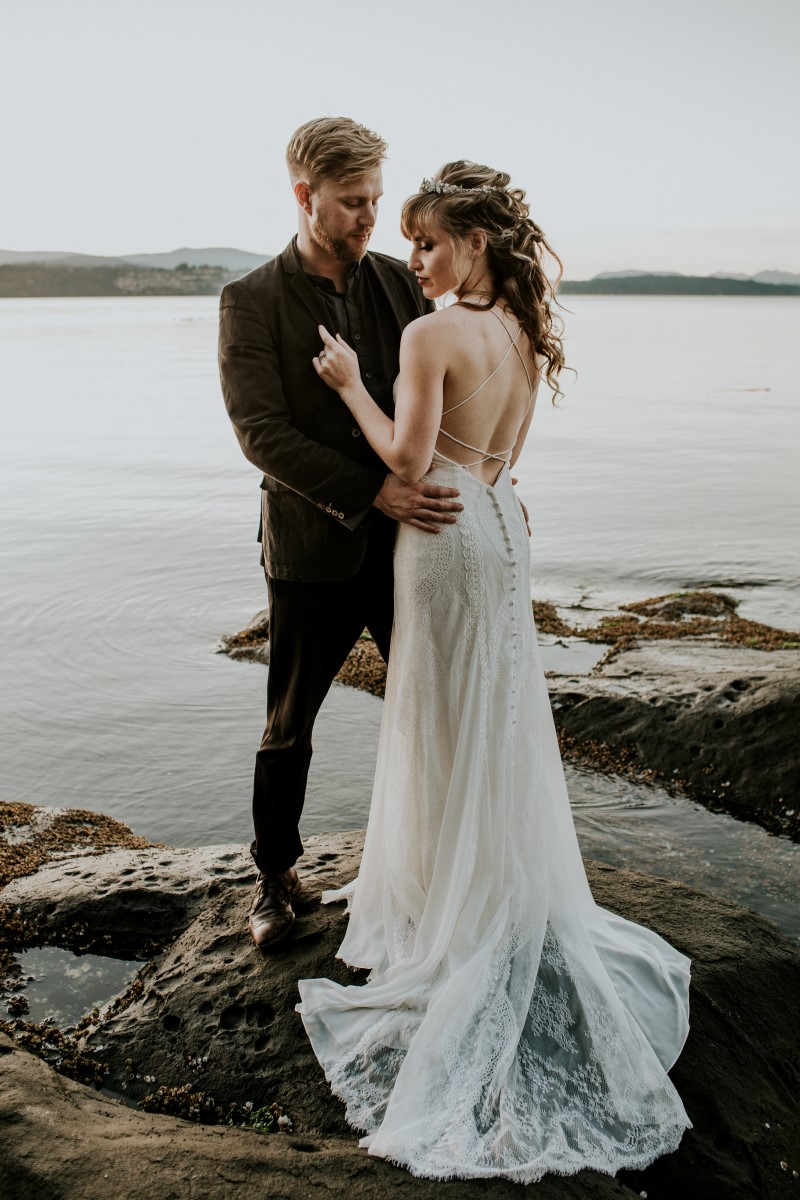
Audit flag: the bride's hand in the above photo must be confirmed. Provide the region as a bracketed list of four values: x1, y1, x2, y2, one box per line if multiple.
[312, 325, 361, 401]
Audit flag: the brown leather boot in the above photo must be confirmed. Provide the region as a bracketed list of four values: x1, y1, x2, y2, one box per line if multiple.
[247, 867, 299, 950]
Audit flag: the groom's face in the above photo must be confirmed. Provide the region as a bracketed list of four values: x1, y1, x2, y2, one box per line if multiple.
[308, 169, 383, 263]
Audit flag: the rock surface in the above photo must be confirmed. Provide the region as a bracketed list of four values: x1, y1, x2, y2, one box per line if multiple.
[549, 639, 800, 840]
[2, 833, 799, 1199]
[2, 842, 255, 955]
[0, 1030, 636, 1200]
[0, 800, 157, 890]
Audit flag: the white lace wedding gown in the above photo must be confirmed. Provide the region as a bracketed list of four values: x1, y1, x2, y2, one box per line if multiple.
[297, 316, 691, 1183]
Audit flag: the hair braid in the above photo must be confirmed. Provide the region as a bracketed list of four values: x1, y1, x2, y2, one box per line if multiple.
[401, 161, 567, 401]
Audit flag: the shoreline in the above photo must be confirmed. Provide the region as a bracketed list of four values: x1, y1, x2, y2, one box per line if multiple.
[3, 262, 800, 299]
[220, 589, 800, 843]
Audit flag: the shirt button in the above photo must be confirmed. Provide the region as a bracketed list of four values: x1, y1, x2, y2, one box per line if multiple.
[365, 372, 372, 379]
[351, 428, 361, 438]
[354, 333, 362, 341]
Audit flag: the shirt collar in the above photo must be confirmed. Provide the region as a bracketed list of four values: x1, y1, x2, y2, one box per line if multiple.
[292, 236, 362, 294]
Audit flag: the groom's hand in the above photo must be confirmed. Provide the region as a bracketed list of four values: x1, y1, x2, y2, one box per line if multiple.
[510, 476, 532, 538]
[373, 474, 462, 534]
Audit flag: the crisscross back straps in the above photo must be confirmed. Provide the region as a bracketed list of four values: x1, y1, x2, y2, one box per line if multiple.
[438, 310, 536, 465]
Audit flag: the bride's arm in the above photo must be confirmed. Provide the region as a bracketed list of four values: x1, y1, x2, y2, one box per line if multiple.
[313, 322, 445, 483]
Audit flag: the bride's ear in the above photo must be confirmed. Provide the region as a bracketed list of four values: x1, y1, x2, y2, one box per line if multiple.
[467, 229, 488, 258]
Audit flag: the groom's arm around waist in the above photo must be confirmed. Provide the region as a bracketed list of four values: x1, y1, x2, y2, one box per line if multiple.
[219, 277, 386, 531]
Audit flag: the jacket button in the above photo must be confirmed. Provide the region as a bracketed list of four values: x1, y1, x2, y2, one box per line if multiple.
[338, 511, 344, 519]
[351, 428, 361, 437]
[325, 506, 332, 513]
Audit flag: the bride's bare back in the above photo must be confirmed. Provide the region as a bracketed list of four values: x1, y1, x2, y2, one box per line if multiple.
[433, 302, 541, 486]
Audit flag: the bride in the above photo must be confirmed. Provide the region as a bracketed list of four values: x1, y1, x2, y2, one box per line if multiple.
[297, 161, 691, 1183]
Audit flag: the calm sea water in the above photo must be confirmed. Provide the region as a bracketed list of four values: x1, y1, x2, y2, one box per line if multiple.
[520, 294, 800, 625]
[1, 296, 798, 937]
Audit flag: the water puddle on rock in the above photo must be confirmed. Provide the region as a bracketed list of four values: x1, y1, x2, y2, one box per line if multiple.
[567, 766, 800, 943]
[538, 637, 611, 675]
[10, 946, 142, 1028]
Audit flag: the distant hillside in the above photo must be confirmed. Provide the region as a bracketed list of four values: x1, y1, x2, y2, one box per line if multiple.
[122, 247, 270, 270]
[560, 274, 800, 296]
[592, 270, 681, 280]
[593, 268, 800, 287]
[0, 247, 270, 271]
[736, 270, 800, 286]
[0, 263, 242, 297]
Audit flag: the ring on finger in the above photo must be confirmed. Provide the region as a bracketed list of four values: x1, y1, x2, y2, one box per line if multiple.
[319, 350, 327, 361]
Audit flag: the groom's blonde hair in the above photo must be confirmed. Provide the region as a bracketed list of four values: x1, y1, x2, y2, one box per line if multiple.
[286, 117, 387, 188]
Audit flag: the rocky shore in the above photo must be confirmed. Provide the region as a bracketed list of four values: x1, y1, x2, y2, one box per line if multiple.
[1, 590, 797, 1197]
[1, 803, 799, 1199]
[219, 590, 800, 842]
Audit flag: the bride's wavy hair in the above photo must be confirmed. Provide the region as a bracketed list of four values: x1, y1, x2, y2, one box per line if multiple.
[401, 161, 567, 401]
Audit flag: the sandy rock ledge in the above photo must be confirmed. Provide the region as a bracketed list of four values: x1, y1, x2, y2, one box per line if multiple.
[1, 828, 799, 1199]
[549, 638, 800, 840]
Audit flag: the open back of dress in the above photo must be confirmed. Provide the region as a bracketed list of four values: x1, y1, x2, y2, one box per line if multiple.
[434, 308, 536, 483]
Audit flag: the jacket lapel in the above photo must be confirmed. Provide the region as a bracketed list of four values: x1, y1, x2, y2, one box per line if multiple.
[279, 240, 330, 329]
[281, 239, 413, 337]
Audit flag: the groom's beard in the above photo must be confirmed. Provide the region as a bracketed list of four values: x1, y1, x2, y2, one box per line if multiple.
[310, 214, 371, 263]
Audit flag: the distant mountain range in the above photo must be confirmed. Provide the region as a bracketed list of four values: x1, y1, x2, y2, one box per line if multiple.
[592, 268, 800, 286]
[0, 249, 273, 298]
[0, 249, 799, 297]
[560, 272, 800, 296]
[0, 247, 270, 270]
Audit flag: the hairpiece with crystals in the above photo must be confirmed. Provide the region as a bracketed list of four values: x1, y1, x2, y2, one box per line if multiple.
[419, 177, 504, 196]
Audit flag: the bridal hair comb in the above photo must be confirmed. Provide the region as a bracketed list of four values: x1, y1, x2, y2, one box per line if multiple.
[419, 177, 504, 196]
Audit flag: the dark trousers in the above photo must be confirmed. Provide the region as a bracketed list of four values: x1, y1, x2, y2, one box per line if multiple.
[251, 528, 394, 875]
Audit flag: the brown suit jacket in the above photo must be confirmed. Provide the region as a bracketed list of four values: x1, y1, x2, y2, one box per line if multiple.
[219, 240, 430, 581]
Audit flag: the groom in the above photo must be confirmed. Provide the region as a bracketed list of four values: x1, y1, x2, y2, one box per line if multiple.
[219, 117, 463, 949]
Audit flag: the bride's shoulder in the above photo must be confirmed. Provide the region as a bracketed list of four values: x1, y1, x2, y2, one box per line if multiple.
[401, 306, 462, 343]
[400, 311, 462, 367]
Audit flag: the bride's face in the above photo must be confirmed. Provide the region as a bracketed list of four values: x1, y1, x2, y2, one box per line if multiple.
[407, 228, 461, 299]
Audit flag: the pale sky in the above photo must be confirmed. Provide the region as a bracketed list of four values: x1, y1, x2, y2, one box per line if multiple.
[1, 0, 798, 277]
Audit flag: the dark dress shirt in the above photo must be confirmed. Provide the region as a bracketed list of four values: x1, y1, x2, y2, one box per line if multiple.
[298, 245, 401, 426]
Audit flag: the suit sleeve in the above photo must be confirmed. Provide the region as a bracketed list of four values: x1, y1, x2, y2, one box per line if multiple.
[218, 280, 386, 531]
